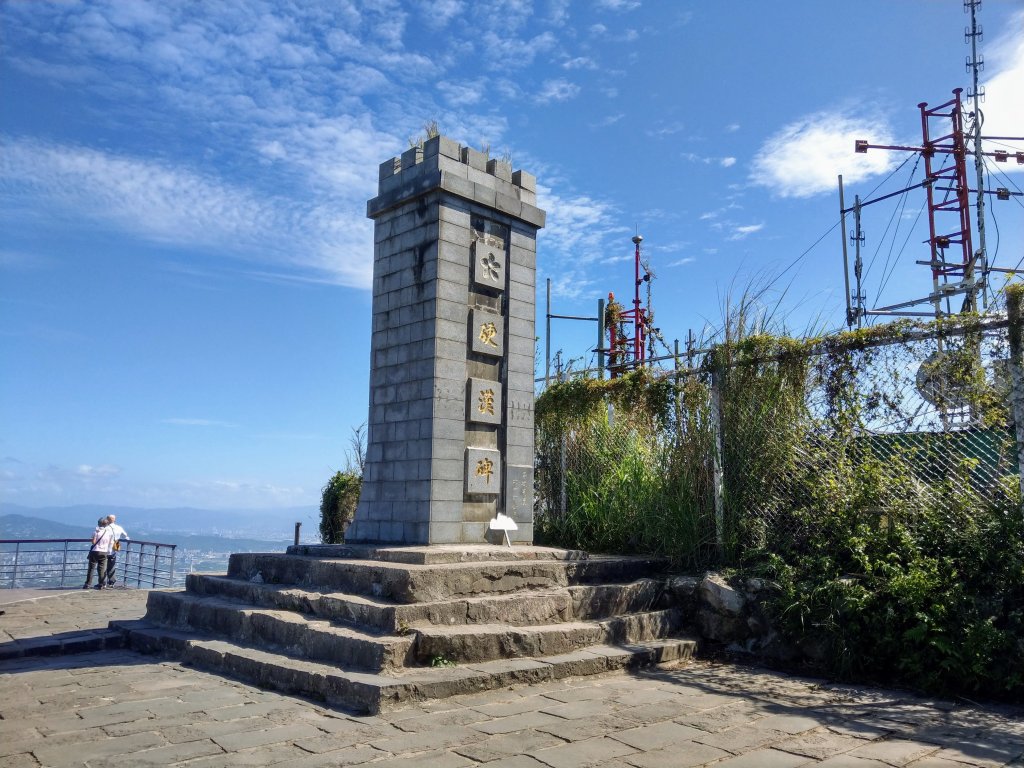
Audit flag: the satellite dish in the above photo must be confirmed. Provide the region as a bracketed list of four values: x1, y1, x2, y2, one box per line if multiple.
[915, 351, 970, 409]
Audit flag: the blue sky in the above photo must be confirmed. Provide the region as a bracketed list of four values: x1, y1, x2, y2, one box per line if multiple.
[2, 0, 1022, 512]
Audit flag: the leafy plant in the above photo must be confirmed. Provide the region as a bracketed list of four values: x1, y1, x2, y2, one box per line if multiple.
[535, 305, 1024, 700]
[319, 470, 361, 545]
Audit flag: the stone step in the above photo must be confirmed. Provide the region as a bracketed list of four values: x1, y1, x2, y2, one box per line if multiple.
[414, 608, 683, 664]
[286, 543, 592, 565]
[145, 591, 413, 672]
[113, 619, 697, 715]
[186, 575, 669, 632]
[226, 552, 667, 603]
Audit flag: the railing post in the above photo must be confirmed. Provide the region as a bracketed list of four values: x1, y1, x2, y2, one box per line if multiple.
[710, 357, 726, 561]
[168, 545, 176, 588]
[61, 540, 69, 587]
[10, 542, 18, 588]
[1007, 290, 1024, 505]
[294, 522, 302, 547]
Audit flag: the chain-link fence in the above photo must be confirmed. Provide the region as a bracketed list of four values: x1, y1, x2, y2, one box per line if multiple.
[535, 311, 1023, 569]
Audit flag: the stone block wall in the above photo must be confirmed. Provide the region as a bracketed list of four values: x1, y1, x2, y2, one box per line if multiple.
[346, 135, 546, 545]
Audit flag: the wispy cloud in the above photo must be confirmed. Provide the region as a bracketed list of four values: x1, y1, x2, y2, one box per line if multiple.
[981, 9, 1024, 173]
[667, 257, 696, 267]
[0, 138, 376, 288]
[416, 0, 465, 29]
[729, 223, 764, 240]
[647, 121, 685, 139]
[682, 152, 737, 167]
[596, 0, 641, 11]
[437, 79, 487, 107]
[536, 78, 580, 104]
[75, 464, 122, 478]
[0, 458, 313, 508]
[562, 56, 598, 70]
[750, 108, 897, 197]
[591, 113, 626, 128]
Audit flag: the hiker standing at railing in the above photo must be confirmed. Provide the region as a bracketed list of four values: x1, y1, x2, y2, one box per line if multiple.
[83, 517, 114, 590]
[104, 514, 129, 587]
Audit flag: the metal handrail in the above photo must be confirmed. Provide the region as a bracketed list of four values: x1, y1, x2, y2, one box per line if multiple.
[0, 538, 178, 589]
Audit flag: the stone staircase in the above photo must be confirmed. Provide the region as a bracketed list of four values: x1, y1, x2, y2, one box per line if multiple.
[112, 544, 697, 714]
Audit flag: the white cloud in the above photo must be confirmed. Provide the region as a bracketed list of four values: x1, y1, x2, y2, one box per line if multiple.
[591, 113, 625, 128]
[482, 30, 557, 70]
[596, 0, 641, 11]
[536, 183, 626, 266]
[562, 56, 598, 70]
[683, 152, 736, 167]
[729, 223, 764, 240]
[667, 257, 696, 267]
[417, 0, 464, 29]
[75, 464, 122, 478]
[536, 78, 580, 104]
[546, 0, 571, 26]
[0, 138, 375, 288]
[0, 459, 314, 508]
[979, 9, 1024, 174]
[750, 109, 897, 197]
[437, 79, 486, 107]
[647, 121, 685, 139]
[726, 123, 740, 133]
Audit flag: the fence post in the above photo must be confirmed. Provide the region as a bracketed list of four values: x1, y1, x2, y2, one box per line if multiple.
[1006, 290, 1024, 503]
[294, 522, 302, 547]
[10, 543, 19, 588]
[710, 358, 726, 560]
[61, 540, 69, 587]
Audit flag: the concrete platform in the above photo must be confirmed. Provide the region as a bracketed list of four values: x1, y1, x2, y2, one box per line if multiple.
[1, 588, 1022, 767]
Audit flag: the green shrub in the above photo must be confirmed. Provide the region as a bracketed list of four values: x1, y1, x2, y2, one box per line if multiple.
[535, 314, 1024, 700]
[319, 470, 361, 544]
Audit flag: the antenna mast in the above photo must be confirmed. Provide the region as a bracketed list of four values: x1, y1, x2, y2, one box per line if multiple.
[965, 0, 989, 309]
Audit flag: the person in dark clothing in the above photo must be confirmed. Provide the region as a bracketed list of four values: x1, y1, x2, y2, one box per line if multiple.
[83, 517, 113, 589]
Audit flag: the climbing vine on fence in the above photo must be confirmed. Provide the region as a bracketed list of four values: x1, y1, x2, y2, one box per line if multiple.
[535, 309, 1024, 700]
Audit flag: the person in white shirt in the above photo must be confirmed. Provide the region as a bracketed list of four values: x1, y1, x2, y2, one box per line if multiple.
[84, 518, 114, 589]
[104, 514, 129, 587]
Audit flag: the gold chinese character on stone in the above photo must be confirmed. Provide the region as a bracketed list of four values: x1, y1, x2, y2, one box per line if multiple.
[479, 321, 499, 347]
[475, 457, 494, 484]
[478, 388, 495, 416]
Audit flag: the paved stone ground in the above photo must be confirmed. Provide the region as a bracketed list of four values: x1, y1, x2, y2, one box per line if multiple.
[1, 590, 1023, 767]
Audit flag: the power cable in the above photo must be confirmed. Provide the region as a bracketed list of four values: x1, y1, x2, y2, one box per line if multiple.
[876, 199, 927, 302]
[863, 156, 921, 285]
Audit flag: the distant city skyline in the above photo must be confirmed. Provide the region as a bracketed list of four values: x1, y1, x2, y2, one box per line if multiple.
[2, 1, 1022, 510]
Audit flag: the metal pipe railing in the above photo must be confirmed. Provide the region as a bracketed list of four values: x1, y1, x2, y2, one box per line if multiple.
[0, 538, 178, 589]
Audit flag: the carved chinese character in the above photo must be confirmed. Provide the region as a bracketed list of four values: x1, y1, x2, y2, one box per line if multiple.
[479, 321, 499, 347]
[478, 388, 495, 416]
[475, 457, 494, 484]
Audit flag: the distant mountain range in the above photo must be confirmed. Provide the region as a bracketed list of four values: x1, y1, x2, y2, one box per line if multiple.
[0, 502, 318, 541]
[0, 513, 295, 554]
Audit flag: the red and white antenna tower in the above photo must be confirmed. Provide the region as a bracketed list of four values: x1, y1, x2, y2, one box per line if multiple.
[607, 233, 652, 377]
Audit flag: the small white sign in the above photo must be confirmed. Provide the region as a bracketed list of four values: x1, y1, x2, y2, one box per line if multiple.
[489, 512, 518, 546]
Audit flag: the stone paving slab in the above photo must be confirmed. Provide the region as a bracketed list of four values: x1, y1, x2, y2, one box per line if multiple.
[1, 591, 1024, 767]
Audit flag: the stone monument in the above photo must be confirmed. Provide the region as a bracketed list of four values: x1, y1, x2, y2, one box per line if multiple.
[346, 135, 546, 545]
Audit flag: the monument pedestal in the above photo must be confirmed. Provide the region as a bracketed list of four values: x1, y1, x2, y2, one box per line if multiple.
[346, 136, 545, 545]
